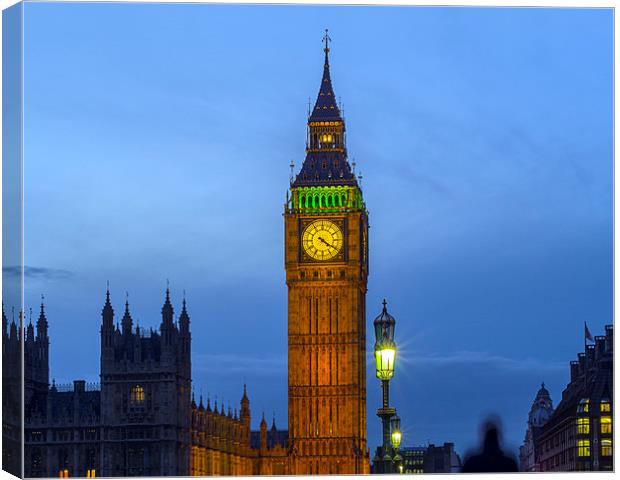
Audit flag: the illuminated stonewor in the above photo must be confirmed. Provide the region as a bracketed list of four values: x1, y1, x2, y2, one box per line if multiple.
[284, 31, 370, 475]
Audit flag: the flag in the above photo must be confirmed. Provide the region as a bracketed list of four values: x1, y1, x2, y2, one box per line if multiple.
[585, 322, 594, 343]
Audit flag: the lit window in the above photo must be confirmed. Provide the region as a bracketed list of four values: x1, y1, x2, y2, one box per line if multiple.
[600, 401, 611, 412]
[600, 416, 612, 434]
[601, 439, 612, 457]
[577, 439, 590, 457]
[58, 469, 69, 478]
[577, 398, 590, 413]
[576, 417, 590, 434]
[130, 385, 144, 403]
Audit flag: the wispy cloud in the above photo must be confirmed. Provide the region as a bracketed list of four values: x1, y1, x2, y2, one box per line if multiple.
[193, 353, 286, 377]
[3, 266, 74, 280]
[367, 350, 565, 373]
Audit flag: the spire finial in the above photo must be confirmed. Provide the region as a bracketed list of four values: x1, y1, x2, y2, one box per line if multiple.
[323, 28, 331, 56]
[382, 298, 387, 310]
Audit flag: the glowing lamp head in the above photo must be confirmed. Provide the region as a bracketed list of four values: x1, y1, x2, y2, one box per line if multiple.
[391, 415, 402, 448]
[373, 299, 397, 379]
[374, 342, 396, 380]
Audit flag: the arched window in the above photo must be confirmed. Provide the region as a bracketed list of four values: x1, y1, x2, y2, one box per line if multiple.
[131, 385, 145, 404]
[600, 416, 612, 434]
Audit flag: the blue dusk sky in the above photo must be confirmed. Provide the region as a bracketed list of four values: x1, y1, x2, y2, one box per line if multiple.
[9, 2, 613, 456]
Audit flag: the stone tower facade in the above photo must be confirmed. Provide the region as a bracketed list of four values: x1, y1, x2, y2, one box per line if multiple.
[284, 35, 370, 475]
[100, 287, 192, 476]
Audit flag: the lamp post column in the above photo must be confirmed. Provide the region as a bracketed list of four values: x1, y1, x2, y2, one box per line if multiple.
[373, 300, 398, 474]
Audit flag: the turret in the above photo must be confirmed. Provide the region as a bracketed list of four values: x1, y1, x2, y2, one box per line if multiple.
[36, 298, 48, 341]
[239, 384, 251, 445]
[160, 286, 175, 345]
[2, 303, 7, 339]
[101, 286, 115, 348]
[121, 296, 133, 336]
[26, 316, 34, 343]
[240, 384, 250, 422]
[178, 294, 191, 364]
[260, 412, 268, 451]
[36, 299, 50, 387]
[528, 382, 554, 427]
[179, 294, 190, 334]
[9, 312, 21, 342]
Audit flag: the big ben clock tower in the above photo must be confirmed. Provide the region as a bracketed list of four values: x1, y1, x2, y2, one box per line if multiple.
[285, 32, 370, 475]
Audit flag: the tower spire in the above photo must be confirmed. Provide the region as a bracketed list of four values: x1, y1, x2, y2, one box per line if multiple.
[121, 292, 133, 335]
[37, 294, 48, 339]
[323, 28, 331, 60]
[293, 31, 358, 188]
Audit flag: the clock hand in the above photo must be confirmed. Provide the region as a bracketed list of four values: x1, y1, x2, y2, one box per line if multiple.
[318, 237, 335, 249]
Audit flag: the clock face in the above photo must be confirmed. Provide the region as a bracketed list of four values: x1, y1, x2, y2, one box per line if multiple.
[302, 219, 344, 261]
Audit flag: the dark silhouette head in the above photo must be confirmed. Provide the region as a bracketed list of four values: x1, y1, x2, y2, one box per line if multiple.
[482, 420, 501, 453]
[461, 416, 518, 473]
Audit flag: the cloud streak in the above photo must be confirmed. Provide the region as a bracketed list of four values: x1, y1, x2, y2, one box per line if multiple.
[3, 266, 74, 280]
[368, 350, 566, 373]
[193, 353, 287, 377]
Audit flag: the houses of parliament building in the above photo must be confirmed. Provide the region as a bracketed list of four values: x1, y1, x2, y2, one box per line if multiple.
[3, 34, 371, 477]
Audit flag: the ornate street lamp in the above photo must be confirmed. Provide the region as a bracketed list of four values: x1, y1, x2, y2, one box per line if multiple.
[391, 415, 402, 449]
[373, 299, 399, 474]
[391, 415, 403, 473]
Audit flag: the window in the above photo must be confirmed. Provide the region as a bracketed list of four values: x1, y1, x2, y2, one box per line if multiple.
[577, 398, 590, 413]
[86, 469, 96, 478]
[601, 439, 612, 457]
[576, 417, 590, 434]
[130, 385, 144, 403]
[577, 439, 590, 457]
[600, 400, 611, 412]
[600, 416, 612, 434]
[58, 469, 69, 478]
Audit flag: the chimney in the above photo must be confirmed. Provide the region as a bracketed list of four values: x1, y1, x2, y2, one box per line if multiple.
[570, 360, 580, 382]
[577, 353, 586, 376]
[595, 336, 605, 361]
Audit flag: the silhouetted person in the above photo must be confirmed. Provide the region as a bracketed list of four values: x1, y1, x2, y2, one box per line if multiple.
[461, 420, 518, 472]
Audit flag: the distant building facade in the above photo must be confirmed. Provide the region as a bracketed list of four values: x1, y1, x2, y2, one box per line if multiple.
[399, 443, 462, 474]
[7, 290, 287, 478]
[2, 308, 23, 477]
[522, 325, 613, 472]
[519, 383, 554, 471]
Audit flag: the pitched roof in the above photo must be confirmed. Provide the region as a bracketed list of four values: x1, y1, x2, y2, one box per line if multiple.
[292, 151, 357, 187]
